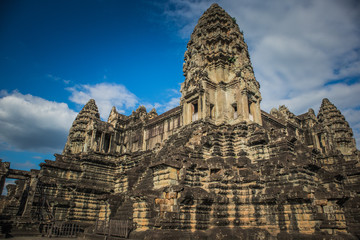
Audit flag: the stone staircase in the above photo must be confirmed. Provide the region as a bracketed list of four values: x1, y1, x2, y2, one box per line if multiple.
[113, 196, 134, 221]
[132, 167, 154, 193]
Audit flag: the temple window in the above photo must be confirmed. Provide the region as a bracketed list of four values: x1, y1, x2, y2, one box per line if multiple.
[192, 101, 198, 121]
[103, 133, 111, 153]
[177, 116, 180, 127]
[318, 133, 324, 148]
[94, 131, 101, 151]
[232, 103, 238, 119]
[132, 141, 138, 152]
[305, 130, 313, 145]
[210, 104, 214, 119]
[248, 101, 254, 121]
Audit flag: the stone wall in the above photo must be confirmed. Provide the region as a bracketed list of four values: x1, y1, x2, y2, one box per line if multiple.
[1, 3, 359, 239]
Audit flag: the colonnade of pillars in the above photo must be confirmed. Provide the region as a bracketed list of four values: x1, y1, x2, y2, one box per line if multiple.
[183, 89, 262, 125]
[87, 130, 114, 153]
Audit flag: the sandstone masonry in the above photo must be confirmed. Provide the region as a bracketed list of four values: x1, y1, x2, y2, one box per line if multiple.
[1, 4, 359, 239]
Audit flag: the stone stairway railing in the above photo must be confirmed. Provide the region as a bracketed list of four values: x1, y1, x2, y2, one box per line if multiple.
[43, 221, 82, 238]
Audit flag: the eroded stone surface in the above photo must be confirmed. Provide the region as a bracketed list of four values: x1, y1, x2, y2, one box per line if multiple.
[1, 3, 359, 239]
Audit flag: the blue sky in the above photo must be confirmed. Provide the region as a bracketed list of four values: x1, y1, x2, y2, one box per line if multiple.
[1, 0, 360, 173]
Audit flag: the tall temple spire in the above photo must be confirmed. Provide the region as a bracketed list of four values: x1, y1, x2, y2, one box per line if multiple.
[180, 3, 262, 125]
[318, 98, 356, 155]
[63, 99, 100, 154]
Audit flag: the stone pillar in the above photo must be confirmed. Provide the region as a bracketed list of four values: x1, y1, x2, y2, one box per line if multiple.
[142, 130, 147, 151]
[91, 130, 96, 151]
[83, 131, 92, 153]
[198, 95, 203, 120]
[254, 100, 262, 125]
[249, 101, 255, 121]
[0, 160, 9, 196]
[236, 90, 242, 120]
[188, 102, 192, 124]
[100, 132, 105, 152]
[314, 133, 321, 151]
[0, 174, 5, 196]
[21, 172, 38, 218]
[198, 94, 203, 120]
[189, 101, 192, 124]
[241, 90, 249, 120]
[120, 133, 126, 154]
[203, 92, 208, 119]
[215, 86, 225, 122]
[197, 96, 201, 120]
[108, 133, 114, 153]
[182, 103, 188, 125]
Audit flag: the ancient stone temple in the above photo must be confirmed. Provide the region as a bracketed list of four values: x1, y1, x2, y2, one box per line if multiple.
[1, 4, 359, 239]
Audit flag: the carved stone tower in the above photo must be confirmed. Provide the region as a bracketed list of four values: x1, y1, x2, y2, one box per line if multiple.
[63, 99, 100, 154]
[181, 3, 262, 126]
[318, 98, 357, 155]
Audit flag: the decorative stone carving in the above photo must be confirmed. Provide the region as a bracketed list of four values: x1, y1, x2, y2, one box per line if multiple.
[1, 3, 359, 240]
[181, 3, 262, 126]
[318, 98, 357, 155]
[63, 99, 100, 154]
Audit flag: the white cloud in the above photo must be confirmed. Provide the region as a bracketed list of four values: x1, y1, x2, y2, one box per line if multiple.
[144, 97, 180, 113]
[0, 90, 76, 152]
[13, 160, 36, 169]
[163, 0, 360, 148]
[343, 108, 360, 148]
[47, 74, 71, 85]
[164, 0, 212, 38]
[67, 83, 180, 118]
[142, 102, 164, 112]
[164, 97, 180, 111]
[67, 83, 138, 118]
[142, 88, 181, 114]
[262, 83, 360, 115]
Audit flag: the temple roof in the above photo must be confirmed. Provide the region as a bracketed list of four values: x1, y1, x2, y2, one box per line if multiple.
[184, 3, 247, 74]
[318, 98, 356, 154]
[63, 99, 100, 154]
[77, 99, 100, 120]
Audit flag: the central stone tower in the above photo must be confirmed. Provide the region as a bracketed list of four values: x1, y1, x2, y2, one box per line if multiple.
[181, 4, 262, 126]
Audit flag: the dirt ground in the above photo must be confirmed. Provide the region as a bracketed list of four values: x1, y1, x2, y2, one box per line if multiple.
[4, 237, 85, 240]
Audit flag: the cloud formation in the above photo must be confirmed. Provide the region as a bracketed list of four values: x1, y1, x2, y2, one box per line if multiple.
[68, 83, 181, 119]
[164, 0, 360, 147]
[13, 160, 36, 169]
[142, 88, 181, 114]
[0, 90, 77, 153]
[67, 83, 138, 119]
[143, 97, 180, 113]
[0, 84, 179, 155]
[47, 74, 71, 85]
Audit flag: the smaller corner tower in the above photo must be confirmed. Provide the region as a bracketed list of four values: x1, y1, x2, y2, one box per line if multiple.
[63, 99, 100, 154]
[318, 98, 357, 155]
[180, 3, 262, 126]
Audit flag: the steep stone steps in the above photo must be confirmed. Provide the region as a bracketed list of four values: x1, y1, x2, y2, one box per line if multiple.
[113, 197, 133, 221]
[132, 167, 154, 193]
